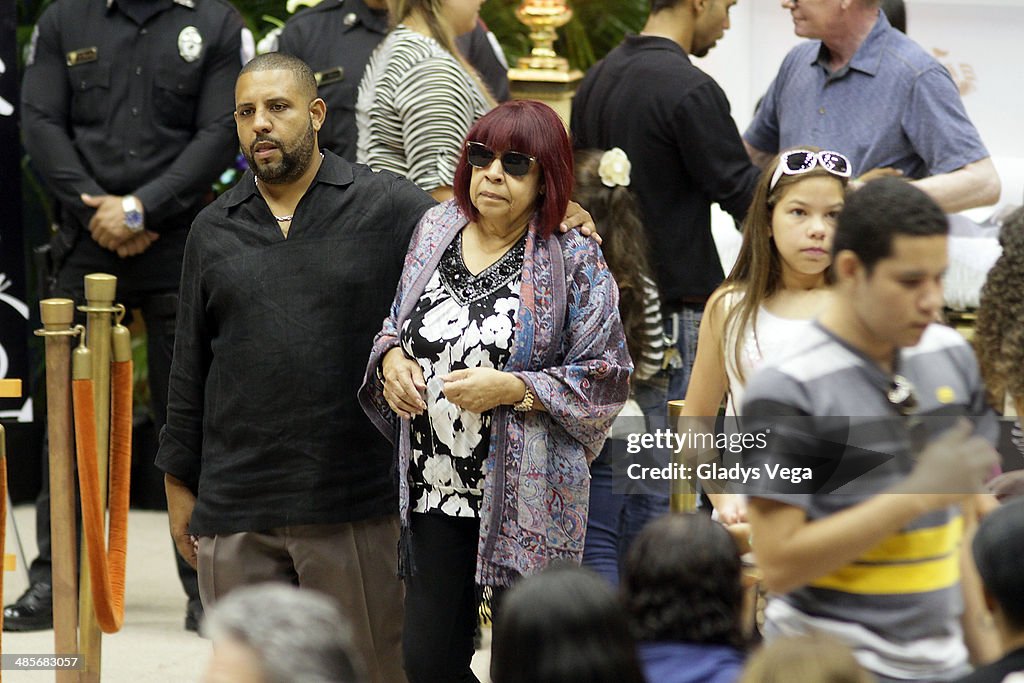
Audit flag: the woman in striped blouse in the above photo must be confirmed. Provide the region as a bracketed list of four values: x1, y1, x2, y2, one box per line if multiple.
[356, 0, 495, 201]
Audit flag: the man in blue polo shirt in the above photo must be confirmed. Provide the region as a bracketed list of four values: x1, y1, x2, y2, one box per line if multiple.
[744, 0, 1000, 213]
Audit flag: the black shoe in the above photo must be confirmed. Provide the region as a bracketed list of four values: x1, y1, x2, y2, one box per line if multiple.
[3, 582, 53, 632]
[185, 598, 204, 634]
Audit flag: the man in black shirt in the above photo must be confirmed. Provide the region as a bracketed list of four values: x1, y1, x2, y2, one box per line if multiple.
[277, 0, 508, 161]
[157, 52, 436, 683]
[571, 0, 759, 402]
[9, 0, 246, 633]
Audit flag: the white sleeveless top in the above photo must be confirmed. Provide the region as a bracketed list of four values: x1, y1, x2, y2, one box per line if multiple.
[723, 301, 814, 415]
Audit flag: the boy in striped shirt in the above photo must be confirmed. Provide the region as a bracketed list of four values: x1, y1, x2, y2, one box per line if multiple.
[743, 179, 1000, 681]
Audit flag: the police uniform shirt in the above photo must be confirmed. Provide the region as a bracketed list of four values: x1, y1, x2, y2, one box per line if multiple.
[21, 0, 245, 233]
[455, 20, 510, 104]
[278, 0, 388, 162]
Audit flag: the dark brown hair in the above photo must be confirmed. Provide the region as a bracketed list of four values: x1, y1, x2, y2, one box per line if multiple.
[622, 513, 745, 648]
[720, 148, 847, 384]
[974, 206, 1024, 411]
[573, 149, 654, 367]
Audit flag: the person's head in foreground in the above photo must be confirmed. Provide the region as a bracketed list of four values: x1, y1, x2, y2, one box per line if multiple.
[826, 177, 948, 355]
[623, 512, 745, 647]
[201, 584, 366, 683]
[453, 99, 573, 239]
[490, 564, 647, 683]
[739, 632, 876, 683]
[972, 498, 1024, 646]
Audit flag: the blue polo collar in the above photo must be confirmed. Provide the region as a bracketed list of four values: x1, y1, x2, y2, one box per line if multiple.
[812, 10, 891, 78]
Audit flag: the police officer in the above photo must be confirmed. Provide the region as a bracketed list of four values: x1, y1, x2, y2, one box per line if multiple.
[8, 0, 248, 633]
[277, 0, 389, 162]
[277, 0, 508, 162]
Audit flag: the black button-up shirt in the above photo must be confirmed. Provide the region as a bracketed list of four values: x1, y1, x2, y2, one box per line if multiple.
[21, 0, 244, 233]
[157, 151, 437, 535]
[572, 35, 760, 305]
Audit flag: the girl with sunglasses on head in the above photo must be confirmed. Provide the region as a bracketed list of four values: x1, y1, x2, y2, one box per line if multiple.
[359, 100, 631, 683]
[681, 148, 851, 525]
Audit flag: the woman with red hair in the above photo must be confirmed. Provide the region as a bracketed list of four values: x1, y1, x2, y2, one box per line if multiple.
[360, 100, 631, 682]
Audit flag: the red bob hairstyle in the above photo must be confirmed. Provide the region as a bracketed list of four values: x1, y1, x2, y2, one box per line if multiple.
[453, 100, 573, 239]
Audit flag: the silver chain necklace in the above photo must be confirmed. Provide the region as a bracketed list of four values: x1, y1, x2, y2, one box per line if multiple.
[254, 152, 323, 223]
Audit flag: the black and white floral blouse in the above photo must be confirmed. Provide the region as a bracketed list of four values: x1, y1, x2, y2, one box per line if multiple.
[400, 231, 525, 517]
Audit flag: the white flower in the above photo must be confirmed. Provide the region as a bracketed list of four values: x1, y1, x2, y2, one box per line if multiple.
[598, 147, 631, 188]
[422, 454, 454, 486]
[479, 314, 513, 348]
[494, 296, 520, 317]
[440, 496, 474, 517]
[463, 346, 491, 370]
[420, 300, 469, 343]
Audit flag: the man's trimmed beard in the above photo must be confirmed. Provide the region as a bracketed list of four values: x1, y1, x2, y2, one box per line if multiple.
[243, 119, 317, 185]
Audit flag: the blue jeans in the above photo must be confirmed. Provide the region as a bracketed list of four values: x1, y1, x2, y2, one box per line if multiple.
[664, 305, 703, 402]
[582, 306, 704, 585]
[583, 380, 670, 585]
[622, 307, 703, 556]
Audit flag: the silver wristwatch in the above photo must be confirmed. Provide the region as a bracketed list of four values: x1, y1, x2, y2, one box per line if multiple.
[122, 195, 144, 233]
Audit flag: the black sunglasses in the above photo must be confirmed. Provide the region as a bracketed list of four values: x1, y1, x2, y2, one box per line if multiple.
[465, 141, 536, 177]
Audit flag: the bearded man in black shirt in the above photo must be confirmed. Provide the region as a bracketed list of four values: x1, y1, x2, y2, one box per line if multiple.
[9, 0, 247, 634]
[157, 52, 434, 683]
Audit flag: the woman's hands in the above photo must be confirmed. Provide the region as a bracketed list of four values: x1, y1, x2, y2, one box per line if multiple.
[442, 368, 528, 413]
[381, 347, 427, 419]
[381, 349, 534, 416]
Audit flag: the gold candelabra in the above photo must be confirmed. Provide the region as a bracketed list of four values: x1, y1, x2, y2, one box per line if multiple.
[515, 0, 574, 72]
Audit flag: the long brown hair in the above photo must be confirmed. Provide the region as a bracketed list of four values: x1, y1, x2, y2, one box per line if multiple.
[573, 149, 656, 368]
[974, 206, 1024, 411]
[721, 149, 847, 384]
[388, 0, 497, 107]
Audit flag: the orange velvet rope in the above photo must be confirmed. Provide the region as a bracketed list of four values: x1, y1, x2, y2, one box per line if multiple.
[72, 358, 132, 634]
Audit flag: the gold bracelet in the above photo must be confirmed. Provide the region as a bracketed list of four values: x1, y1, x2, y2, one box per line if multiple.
[513, 387, 534, 412]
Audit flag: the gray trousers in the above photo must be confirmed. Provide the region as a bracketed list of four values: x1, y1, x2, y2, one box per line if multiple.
[198, 515, 406, 683]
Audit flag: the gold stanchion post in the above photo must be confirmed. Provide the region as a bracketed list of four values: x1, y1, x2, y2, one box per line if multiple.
[667, 400, 698, 512]
[38, 299, 81, 683]
[79, 273, 117, 683]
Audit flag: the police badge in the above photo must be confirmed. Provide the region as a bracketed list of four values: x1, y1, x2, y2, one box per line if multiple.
[178, 26, 203, 63]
